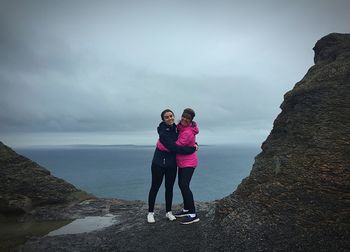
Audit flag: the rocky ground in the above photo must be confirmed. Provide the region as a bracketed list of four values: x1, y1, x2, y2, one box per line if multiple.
[16, 199, 216, 252]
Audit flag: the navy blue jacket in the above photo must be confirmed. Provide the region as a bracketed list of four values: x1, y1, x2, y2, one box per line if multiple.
[152, 122, 196, 167]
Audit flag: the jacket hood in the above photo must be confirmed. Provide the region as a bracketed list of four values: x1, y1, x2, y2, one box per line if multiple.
[177, 121, 199, 135]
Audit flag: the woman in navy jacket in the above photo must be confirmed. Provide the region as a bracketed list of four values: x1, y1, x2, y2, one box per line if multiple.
[147, 109, 196, 223]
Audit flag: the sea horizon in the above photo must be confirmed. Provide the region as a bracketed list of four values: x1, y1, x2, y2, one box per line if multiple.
[14, 144, 261, 203]
[12, 142, 260, 149]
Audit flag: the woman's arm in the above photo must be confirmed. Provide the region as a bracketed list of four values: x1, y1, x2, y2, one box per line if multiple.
[159, 133, 195, 154]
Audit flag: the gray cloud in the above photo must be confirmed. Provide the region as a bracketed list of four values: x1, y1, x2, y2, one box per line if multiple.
[1, 0, 350, 146]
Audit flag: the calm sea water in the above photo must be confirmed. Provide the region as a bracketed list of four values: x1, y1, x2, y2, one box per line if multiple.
[15, 145, 260, 203]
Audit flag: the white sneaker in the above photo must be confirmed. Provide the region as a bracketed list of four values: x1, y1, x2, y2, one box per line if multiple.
[165, 211, 176, 221]
[147, 212, 155, 223]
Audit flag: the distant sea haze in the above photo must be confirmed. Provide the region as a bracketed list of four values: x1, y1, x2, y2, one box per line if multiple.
[15, 145, 260, 203]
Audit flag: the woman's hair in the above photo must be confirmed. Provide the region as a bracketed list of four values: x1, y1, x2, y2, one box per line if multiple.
[182, 108, 195, 121]
[161, 109, 174, 121]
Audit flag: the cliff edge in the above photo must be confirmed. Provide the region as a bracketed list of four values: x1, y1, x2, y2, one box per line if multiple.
[216, 33, 350, 251]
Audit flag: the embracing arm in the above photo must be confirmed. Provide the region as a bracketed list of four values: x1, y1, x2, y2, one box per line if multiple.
[159, 134, 196, 154]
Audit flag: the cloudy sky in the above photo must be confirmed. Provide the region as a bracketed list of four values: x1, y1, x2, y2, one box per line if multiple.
[1, 0, 350, 147]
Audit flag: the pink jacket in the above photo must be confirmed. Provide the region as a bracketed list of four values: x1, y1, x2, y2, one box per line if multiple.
[176, 121, 199, 168]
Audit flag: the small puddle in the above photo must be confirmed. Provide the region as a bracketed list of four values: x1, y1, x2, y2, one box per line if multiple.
[47, 214, 118, 236]
[1, 214, 119, 250]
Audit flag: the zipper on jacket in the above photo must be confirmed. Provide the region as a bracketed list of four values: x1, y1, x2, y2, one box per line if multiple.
[163, 158, 166, 165]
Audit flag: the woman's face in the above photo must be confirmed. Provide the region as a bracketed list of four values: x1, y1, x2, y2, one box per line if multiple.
[163, 112, 175, 125]
[180, 114, 191, 127]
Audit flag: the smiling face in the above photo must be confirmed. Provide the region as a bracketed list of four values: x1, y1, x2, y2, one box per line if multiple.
[163, 111, 175, 125]
[180, 113, 192, 127]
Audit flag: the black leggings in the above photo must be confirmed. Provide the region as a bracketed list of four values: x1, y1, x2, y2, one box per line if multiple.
[148, 163, 177, 212]
[178, 167, 196, 214]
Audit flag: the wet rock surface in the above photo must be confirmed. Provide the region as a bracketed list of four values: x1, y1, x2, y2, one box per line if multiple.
[18, 199, 216, 252]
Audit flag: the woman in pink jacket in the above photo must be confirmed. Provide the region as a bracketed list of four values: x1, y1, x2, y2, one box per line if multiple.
[173, 108, 200, 225]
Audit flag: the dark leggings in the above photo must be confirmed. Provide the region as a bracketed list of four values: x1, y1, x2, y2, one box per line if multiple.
[148, 162, 177, 212]
[178, 167, 196, 214]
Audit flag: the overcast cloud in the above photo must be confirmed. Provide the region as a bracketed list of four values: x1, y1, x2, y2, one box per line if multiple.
[1, 0, 350, 146]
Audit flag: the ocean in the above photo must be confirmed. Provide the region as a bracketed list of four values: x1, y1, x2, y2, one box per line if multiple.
[14, 145, 260, 203]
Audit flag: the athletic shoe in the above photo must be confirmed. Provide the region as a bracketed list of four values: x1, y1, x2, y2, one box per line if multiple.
[165, 211, 176, 221]
[147, 212, 155, 223]
[180, 215, 200, 225]
[174, 209, 189, 217]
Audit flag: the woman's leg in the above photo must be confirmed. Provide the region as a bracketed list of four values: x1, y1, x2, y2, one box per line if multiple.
[148, 163, 165, 212]
[164, 165, 177, 212]
[178, 167, 196, 214]
[178, 168, 188, 210]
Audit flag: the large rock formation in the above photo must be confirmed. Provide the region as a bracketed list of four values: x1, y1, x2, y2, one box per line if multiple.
[0, 141, 91, 215]
[216, 33, 350, 251]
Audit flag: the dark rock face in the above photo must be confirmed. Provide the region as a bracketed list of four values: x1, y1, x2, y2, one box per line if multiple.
[216, 33, 350, 251]
[313, 33, 350, 64]
[0, 142, 91, 215]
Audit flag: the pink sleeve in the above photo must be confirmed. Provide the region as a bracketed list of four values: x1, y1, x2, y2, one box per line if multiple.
[176, 131, 192, 146]
[156, 139, 170, 152]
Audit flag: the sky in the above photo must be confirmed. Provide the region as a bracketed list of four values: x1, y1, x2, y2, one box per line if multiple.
[1, 0, 350, 147]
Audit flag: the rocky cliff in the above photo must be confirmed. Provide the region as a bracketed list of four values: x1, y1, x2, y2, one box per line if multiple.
[216, 33, 350, 251]
[0, 141, 91, 216]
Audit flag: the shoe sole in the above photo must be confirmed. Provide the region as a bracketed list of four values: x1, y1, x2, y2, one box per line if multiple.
[180, 218, 200, 225]
[174, 214, 189, 217]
